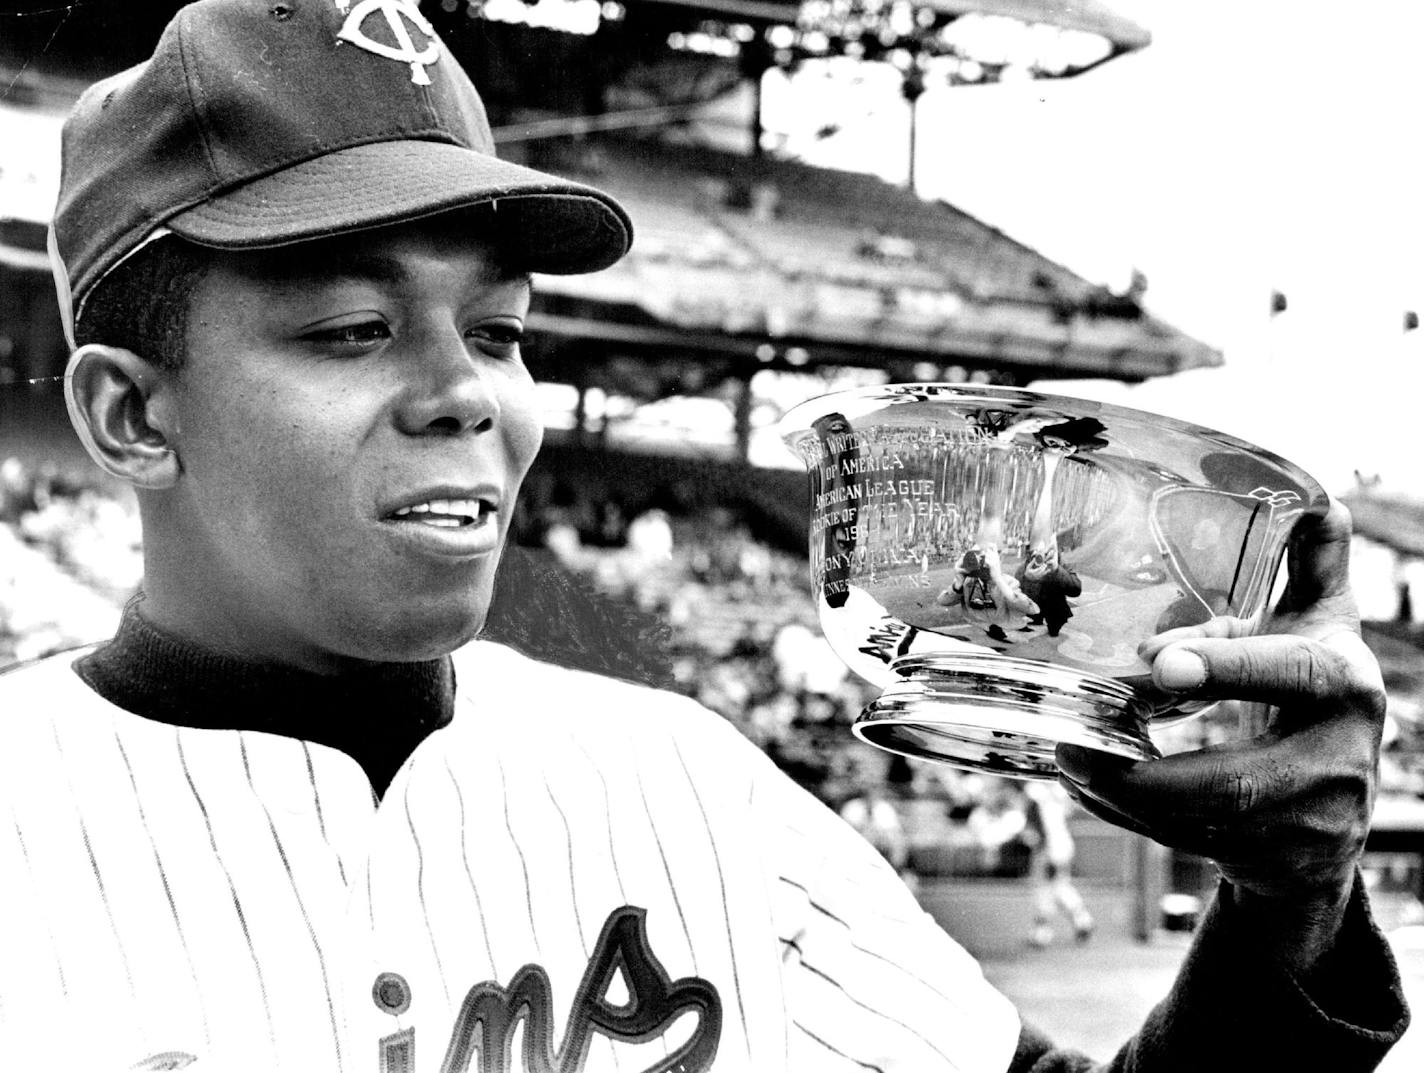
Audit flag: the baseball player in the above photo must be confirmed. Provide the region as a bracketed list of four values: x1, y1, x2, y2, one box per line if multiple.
[0, 1, 1407, 1070]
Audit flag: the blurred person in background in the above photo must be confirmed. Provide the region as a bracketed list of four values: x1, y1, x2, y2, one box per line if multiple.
[965, 777, 1031, 875]
[840, 771, 915, 892]
[625, 504, 674, 563]
[0, 458, 38, 523]
[1022, 780, 1096, 948]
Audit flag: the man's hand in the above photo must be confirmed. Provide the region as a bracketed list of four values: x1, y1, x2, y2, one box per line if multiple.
[1056, 500, 1386, 975]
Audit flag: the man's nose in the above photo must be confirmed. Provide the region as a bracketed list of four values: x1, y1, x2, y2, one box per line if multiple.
[394, 327, 500, 436]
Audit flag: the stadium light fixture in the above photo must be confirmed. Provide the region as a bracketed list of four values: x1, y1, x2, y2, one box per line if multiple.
[652, 1, 1146, 85]
[455, 0, 626, 35]
[454, 2, 1146, 82]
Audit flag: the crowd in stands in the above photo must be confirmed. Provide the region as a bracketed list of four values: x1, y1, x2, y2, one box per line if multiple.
[0, 459, 136, 666]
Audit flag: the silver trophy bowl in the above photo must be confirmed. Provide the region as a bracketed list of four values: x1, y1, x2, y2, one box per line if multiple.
[779, 384, 1328, 779]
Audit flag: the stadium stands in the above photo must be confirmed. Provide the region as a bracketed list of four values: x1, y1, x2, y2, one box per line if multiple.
[519, 134, 1219, 384]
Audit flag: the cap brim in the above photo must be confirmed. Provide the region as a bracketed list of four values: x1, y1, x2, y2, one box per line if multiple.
[163, 140, 632, 275]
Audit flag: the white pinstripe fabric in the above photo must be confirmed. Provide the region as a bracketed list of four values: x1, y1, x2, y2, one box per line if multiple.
[0, 643, 1019, 1072]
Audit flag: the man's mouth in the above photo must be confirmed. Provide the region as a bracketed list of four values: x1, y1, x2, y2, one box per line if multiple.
[387, 498, 493, 528]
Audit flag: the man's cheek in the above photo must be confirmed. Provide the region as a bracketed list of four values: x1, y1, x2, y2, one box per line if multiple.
[507, 403, 544, 477]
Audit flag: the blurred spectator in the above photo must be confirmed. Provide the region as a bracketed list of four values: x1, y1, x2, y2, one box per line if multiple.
[0, 458, 38, 522]
[771, 620, 847, 695]
[626, 507, 674, 564]
[590, 499, 628, 548]
[0, 461, 135, 668]
[899, 765, 972, 872]
[841, 785, 912, 885]
[965, 778, 1031, 874]
[744, 691, 798, 748]
[543, 514, 584, 565]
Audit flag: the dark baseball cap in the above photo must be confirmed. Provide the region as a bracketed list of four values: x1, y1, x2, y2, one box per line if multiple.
[49, 0, 633, 339]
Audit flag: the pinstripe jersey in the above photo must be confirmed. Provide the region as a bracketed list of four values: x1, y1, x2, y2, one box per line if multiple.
[0, 640, 1020, 1072]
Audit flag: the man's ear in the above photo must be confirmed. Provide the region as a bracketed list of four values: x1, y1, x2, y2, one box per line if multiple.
[64, 343, 181, 490]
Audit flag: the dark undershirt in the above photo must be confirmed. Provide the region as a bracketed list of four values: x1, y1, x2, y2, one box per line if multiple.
[73, 598, 455, 797]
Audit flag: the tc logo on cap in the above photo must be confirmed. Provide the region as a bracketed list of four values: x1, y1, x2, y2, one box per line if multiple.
[335, 0, 441, 85]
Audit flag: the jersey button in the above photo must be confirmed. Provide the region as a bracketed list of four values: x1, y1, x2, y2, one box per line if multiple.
[372, 971, 412, 1016]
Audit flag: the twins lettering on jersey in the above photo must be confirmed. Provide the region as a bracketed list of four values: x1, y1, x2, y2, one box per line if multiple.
[379, 906, 721, 1073]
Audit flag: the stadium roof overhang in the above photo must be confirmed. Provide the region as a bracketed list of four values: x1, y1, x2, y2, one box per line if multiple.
[519, 134, 1218, 392]
[642, 0, 1149, 44]
[0, 220, 50, 274]
[526, 303, 1209, 387]
[1342, 490, 1424, 559]
[632, 0, 1151, 78]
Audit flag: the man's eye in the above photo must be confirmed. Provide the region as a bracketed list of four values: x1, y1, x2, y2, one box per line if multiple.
[304, 321, 390, 346]
[469, 323, 526, 353]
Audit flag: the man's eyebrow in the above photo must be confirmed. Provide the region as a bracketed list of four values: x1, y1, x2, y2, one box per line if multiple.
[248, 250, 530, 289]
[324, 251, 410, 285]
[265, 251, 408, 287]
[232, 247, 407, 285]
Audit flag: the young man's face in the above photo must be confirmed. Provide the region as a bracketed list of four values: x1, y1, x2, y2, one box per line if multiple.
[153, 219, 541, 668]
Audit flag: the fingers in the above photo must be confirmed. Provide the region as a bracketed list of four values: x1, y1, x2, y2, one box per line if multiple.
[1147, 632, 1371, 710]
[1059, 741, 1286, 823]
[1058, 729, 1376, 898]
[1055, 503, 1381, 905]
[1057, 774, 1156, 840]
[1278, 499, 1355, 614]
[1058, 736, 1344, 852]
[1137, 616, 1254, 665]
[1143, 630, 1385, 734]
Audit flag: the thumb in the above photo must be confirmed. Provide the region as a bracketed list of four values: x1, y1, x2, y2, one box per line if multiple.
[1151, 631, 1380, 723]
[1278, 499, 1354, 614]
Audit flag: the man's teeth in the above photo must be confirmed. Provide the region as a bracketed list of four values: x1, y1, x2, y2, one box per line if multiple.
[392, 499, 487, 526]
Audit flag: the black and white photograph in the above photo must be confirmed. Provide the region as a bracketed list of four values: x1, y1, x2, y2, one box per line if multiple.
[1, 1, 1420, 1069]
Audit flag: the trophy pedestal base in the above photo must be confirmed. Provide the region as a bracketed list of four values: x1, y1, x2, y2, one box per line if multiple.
[852, 651, 1160, 780]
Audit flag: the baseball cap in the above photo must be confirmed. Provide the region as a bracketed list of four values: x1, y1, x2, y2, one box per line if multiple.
[49, 0, 633, 342]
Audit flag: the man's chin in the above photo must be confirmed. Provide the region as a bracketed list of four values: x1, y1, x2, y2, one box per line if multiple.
[335, 603, 489, 665]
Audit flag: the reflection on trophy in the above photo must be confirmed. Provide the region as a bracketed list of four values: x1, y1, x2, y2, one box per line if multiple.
[780, 384, 1328, 779]
[811, 412, 861, 610]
